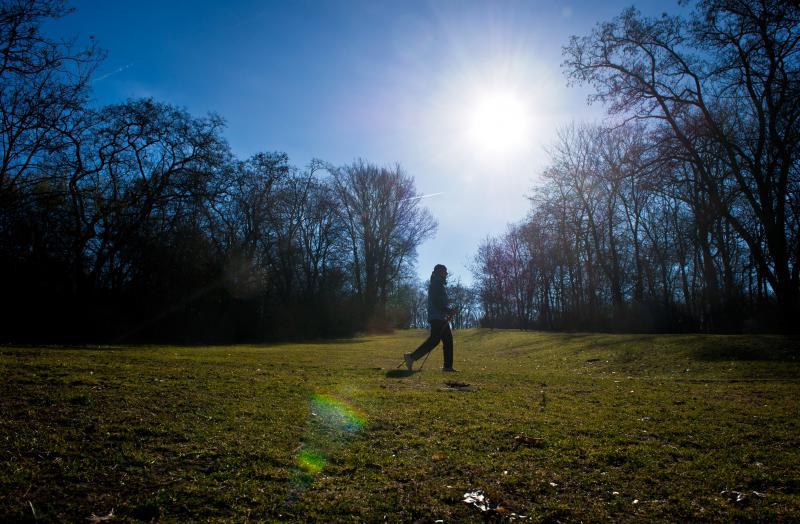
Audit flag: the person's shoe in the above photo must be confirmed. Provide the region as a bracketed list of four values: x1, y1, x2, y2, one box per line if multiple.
[442, 367, 458, 372]
[404, 353, 414, 372]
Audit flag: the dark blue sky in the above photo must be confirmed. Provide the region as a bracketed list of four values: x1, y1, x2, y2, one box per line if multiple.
[47, 0, 683, 283]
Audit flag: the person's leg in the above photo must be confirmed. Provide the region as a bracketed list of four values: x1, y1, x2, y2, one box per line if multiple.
[409, 320, 445, 361]
[441, 322, 454, 369]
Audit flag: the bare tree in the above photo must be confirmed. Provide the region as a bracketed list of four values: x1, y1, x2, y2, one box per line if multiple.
[564, 0, 800, 329]
[332, 160, 437, 325]
[0, 0, 100, 197]
[76, 99, 228, 292]
[447, 277, 480, 329]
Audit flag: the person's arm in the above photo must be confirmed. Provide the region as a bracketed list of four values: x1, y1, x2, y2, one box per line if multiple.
[428, 277, 447, 318]
[442, 285, 457, 318]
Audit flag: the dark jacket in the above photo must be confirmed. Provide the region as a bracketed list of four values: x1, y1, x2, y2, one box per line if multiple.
[427, 272, 450, 322]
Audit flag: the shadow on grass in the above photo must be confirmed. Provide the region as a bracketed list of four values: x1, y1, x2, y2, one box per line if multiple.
[581, 335, 654, 350]
[297, 338, 369, 346]
[23, 337, 373, 351]
[0, 344, 135, 352]
[692, 337, 800, 362]
[385, 369, 415, 378]
[554, 333, 800, 363]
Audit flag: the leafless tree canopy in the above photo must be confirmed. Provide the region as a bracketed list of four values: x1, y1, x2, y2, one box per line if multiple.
[332, 160, 437, 326]
[0, 3, 435, 342]
[4, 0, 796, 340]
[475, 0, 799, 332]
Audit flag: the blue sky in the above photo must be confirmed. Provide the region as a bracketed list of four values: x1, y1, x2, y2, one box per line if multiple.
[47, 0, 681, 284]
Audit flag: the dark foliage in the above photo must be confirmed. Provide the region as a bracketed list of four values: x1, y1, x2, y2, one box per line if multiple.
[0, 1, 433, 343]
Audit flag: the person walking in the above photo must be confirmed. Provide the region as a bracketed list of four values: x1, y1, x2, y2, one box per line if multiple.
[404, 264, 457, 372]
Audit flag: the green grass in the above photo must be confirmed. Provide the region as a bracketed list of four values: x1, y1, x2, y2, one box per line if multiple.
[1, 330, 799, 522]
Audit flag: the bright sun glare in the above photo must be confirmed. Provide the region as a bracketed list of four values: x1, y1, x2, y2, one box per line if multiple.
[466, 89, 531, 156]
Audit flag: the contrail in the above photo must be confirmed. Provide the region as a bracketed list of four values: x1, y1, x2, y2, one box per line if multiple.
[93, 62, 134, 83]
[397, 192, 444, 203]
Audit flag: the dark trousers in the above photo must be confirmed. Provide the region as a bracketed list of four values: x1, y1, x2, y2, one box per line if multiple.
[410, 320, 453, 368]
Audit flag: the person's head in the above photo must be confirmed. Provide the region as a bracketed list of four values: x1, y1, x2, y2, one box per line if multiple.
[433, 264, 448, 279]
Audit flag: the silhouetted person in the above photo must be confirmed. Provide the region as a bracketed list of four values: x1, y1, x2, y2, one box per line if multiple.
[404, 264, 457, 372]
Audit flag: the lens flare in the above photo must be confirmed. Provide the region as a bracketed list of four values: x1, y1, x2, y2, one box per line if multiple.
[310, 393, 366, 433]
[292, 392, 367, 488]
[297, 449, 326, 474]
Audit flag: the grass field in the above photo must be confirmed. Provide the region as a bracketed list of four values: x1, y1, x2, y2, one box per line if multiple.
[1, 330, 799, 522]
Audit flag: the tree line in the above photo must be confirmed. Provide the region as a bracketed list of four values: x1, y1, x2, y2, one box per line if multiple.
[473, 0, 799, 333]
[394, 277, 480, 330]
[0, 0, 436, 343]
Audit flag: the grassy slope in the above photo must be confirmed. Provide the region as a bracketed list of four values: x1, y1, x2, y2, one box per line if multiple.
[1, 330, 799, 522]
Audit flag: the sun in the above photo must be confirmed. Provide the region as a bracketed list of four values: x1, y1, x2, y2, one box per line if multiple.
[466, 89, 531, 156]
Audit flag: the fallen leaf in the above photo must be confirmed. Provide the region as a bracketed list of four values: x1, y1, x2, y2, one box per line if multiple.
[463, 489, 508, 514]
[87, 509, 115, 522]
[721, 490, 747, 503]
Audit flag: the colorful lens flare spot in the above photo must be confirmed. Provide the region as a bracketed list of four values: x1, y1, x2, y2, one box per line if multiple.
[297, 449, 326, 474]
[311, 393, 366, 432]
[293, 393, 366, 479]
